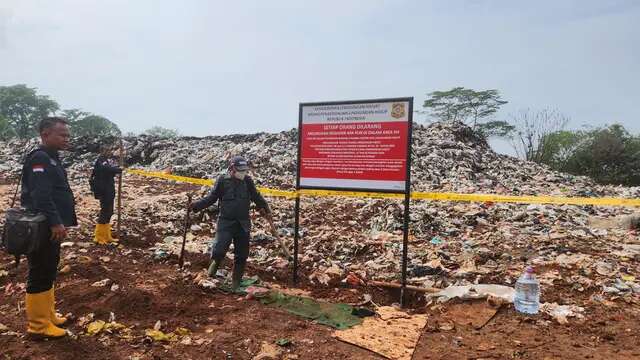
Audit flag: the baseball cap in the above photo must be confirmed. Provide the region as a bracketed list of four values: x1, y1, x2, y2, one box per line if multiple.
[230, 156, 249, 171]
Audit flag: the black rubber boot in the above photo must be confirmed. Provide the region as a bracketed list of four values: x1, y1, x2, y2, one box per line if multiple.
[207, 258, 223, 278]
[231, 259, 247, 291]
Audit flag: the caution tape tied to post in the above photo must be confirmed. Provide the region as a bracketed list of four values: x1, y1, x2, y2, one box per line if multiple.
[124, 169, 640, 208]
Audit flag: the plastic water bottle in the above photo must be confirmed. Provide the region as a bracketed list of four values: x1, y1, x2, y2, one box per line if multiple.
[514, 266, 540, 314]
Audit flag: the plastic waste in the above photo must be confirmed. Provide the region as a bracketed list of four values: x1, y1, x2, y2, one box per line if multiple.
[514, 266, 540, 314]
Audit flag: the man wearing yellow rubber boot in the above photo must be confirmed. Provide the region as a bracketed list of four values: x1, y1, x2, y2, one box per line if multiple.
[20, 117, 78, 339]
[90, 144, 122, 244]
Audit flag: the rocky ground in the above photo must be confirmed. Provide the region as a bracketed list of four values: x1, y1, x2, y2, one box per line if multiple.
[1, 122, 639, 359]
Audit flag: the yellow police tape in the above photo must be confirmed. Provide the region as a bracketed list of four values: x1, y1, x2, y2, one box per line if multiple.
[125, 169, 640, 208]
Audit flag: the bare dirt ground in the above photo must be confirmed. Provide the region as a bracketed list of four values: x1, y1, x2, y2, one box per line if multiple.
[1, 177, 640, 360]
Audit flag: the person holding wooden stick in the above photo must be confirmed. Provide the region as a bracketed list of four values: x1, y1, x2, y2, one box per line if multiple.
[189, 156, 271, 290]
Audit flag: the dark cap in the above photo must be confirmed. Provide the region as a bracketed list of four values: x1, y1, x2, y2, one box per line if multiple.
[230, 156, 249, 171]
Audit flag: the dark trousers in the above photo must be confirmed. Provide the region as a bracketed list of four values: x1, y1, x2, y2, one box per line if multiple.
[98, 194, 115, 224]
[26, 231, 60, 294]
[211, 220, 250, 262]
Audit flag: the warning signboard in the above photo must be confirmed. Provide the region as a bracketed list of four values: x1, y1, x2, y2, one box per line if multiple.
[297, 98, 413, 193]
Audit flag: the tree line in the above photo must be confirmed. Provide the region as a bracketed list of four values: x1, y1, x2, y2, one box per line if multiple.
[421, 87, 640, 186]
[0, 84, 180, 140]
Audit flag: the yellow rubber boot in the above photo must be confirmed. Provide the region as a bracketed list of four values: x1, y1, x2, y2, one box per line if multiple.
[94, 224, 109, 244]
[49, 288, 68, 326]
[106, 224, 117, 244]
[26, 291, 66, 339]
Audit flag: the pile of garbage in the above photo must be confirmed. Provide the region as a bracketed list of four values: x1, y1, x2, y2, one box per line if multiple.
[1, 121, 639, 315]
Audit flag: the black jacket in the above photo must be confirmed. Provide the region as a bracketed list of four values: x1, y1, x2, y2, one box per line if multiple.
[20, 146, 78, 227]
[192, 174, 269, 230]
[93, 155, 122, 198]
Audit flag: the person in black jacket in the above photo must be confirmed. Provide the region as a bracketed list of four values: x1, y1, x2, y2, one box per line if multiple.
[20, 117, 77, 339]
[189, 156, 271, 290]
[92, 145, 122, 244]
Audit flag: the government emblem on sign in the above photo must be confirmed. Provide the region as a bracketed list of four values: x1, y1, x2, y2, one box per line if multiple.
[391, 103, 405, 119]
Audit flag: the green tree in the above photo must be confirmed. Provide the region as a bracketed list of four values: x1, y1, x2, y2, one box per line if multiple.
[0, 84, 59, 138]
[564, 124, 640, 186]
[72, 115, 121, 137]
[537, 130, 584, 169]
[422, 87, 508, 130]
[0, 114, 15, 140]
[538, 124, 640, 186]
[144, 126, 180, 138]
[476, 120, 515, 139]
[61, 108, 91, 123]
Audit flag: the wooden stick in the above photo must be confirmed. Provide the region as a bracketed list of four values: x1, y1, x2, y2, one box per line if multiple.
[178, 194, 193, 268]
[368, 280, 440, 293]
[266, 215, 293, 261]
[116, 138, 124, 238]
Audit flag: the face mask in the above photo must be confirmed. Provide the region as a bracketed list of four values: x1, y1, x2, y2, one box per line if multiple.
[234, 171, 247, 180]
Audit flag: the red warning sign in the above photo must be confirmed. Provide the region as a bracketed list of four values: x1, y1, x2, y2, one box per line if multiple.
[298, 99, 413, 193]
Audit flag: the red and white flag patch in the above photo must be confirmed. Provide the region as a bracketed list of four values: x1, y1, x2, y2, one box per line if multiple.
[32, 164, 45, 173]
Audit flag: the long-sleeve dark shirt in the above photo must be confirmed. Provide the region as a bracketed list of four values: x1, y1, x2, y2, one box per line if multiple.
[93, 155, 122, 198]
[192, 174, 269, 223]
[20, 146, 78, 227]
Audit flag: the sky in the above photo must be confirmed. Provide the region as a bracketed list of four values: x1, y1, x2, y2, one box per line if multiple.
[1, 0, 638, 154]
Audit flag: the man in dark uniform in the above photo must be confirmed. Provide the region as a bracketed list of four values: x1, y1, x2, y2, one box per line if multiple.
[92, 144, 122, 244]
[20, 117, 77, 339]
[190, 156, 270, 290]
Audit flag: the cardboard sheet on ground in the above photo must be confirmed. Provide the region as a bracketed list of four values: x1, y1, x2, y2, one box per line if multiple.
[333, 306, 428, 360]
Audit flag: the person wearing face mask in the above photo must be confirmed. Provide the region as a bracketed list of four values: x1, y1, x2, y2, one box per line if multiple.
[189, 156, 271, 290]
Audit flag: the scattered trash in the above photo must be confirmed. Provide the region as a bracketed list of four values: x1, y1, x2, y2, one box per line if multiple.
[86, 320, 106, 335]
[344, 273, 364, 287]
[153, 249, 169, 260]
[430, 284, 515, 303]
[351, 308, 376, 318]
[540, 303, 585, 324]
[91, 279, 112, 287]
[59, 265, 72, 274]
[430, 236, 443, 245]
[254, 341, 283, 360]
[0, 270, 8, 279]
[275, 338, 292, 347]
[594, 261, 616, 276]
[145, 329, 177, 342]
[245, 286, 270, 300]
[438, 321, 455, 331]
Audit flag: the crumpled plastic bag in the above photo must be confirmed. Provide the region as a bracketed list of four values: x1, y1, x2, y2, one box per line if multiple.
[86, 320, 126, 336]
[430, 284, 515, 303]
[540, 303, 585, 324]
[145, 329, 178, 342]
[86, 320, 106, 335]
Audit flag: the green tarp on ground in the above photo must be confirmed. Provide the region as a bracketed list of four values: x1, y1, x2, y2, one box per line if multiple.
[260, 291, 363, 330]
